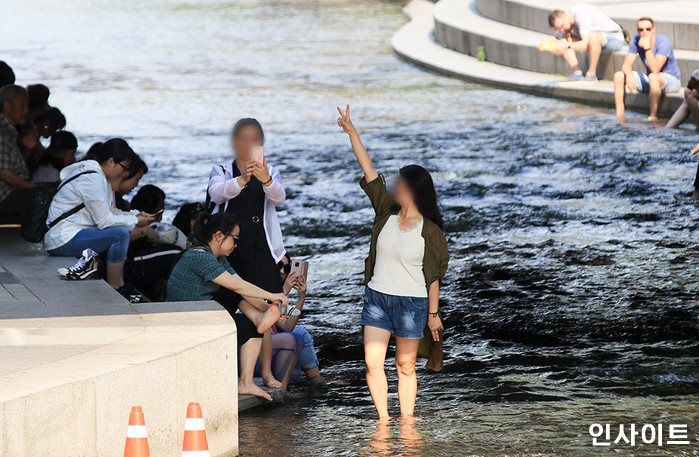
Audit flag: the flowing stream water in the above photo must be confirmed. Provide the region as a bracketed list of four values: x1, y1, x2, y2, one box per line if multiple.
[2, 0, 697, 455]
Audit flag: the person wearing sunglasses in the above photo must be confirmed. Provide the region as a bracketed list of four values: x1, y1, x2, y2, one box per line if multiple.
[614, 17, 681, 123]
[167, 211, 289, 401]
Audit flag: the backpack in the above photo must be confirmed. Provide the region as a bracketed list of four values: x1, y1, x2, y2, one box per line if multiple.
[20, 170, 98, 243]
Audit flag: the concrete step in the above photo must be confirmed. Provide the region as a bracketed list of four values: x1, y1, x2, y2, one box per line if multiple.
[434, 0, 699, 81]
[392, 0, 684, 117]
[475, 0, 699, 52]
[0, 228, 239, 457]
[238, 378, 284, 412]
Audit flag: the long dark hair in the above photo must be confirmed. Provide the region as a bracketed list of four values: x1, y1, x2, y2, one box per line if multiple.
[193, 212, 239, 245]
[393, 164, 444, 229]
[231, 118, 265, 145]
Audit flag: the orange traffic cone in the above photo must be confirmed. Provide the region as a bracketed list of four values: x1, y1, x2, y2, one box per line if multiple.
[182, 402, 210, 457]
[124, 406, 150, 457]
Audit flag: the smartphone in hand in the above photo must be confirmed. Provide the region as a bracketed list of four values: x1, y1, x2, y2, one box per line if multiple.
[290, 259, 309, 281]
[252, 146, 265, 164]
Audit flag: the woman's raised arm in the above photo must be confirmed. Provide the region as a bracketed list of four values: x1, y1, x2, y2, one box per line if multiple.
[337, 105, 379, 183]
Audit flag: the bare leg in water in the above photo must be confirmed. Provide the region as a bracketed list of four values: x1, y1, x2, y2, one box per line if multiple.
[259, 330, 283, 388]
[364, 325, 391, 418]
[395, 337, 421, 417]
[238, 338, 272, 401]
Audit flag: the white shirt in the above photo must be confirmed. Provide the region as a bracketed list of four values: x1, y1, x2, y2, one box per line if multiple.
[44, 160, 139, 251]
[368, 215, 427, 298]
[207, 161, 286, 263]
[557, 4, 623, 40]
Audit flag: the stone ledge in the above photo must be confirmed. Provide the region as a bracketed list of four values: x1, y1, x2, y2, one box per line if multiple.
[392, 0, 685, 117]
[434, 0, 699, 81]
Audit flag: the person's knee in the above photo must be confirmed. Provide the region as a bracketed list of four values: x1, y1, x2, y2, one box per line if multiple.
[365, 356, 384, 374]
[113, 226, 130, 244]
[395, 358, 416, 378]
[648, 73, 661, 86]
[614, 71, 625, 82]
[588, 32, 603, 46]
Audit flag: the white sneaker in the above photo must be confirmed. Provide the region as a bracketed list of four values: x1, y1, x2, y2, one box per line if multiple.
[57, 248, 99, 280]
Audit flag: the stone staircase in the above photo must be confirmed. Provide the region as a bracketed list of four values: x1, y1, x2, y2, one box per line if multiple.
[435, 0, 699, 82]
[392, 0, 699, 117]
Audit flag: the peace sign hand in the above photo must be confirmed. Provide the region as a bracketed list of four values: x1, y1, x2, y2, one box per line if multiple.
[337, 105, 356, 135]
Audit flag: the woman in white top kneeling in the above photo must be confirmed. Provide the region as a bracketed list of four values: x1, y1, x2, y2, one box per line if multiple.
[337, 106, 450, 419]
[44, 139, 155, 296]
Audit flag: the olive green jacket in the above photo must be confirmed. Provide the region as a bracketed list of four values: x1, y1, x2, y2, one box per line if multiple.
[360, 175, 449, 371]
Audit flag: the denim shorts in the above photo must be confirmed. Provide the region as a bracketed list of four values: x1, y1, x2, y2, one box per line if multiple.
[360, 286, 428, 339]
[602, 33, 624, 52]
[631, 71, 682, 94]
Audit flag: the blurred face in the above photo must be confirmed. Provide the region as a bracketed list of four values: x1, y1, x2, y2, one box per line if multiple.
[553, 16, 572, 34]
[37, 119, 60, 139]
[232, 125, 263, 161]
[2, 92, 29, 126]
[55, 148, 77, 166]
[637, 20, 654, 38]
[213, 225, 240, 257]
[117, 170, 143, 194]
[393, 177, 415, 208]
[279, 256, 291, 282]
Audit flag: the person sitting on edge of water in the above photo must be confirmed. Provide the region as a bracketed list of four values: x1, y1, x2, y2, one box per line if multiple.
[166, 211, 288, 401]
[272, 253, 325, 384]
[208, 117, 288, 390]
[336, 105, 449, 418]
[0, 61, 15, 88]
[0, 85, 41, 217]
[614, 17, 681, 123]
[20, 106, 67, 172]
[125, 185, 185, 301]
[31, 130, 78, 184]
[44, 138, 155, 301]
[112, 155, 148, 212]
[666, 69, 699, 130]
[543, 4, 625, 82]
[173, 202, 206, 247]
[673, 143, 699, 202]
[26, 84, 50, 124]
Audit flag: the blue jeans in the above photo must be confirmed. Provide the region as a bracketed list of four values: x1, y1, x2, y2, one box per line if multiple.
[48, 227, 130, 263]
[293, 326, 319, 371]
[631, 71, 682, 94]
[360, 286, 429, 340]
[602, 33, 624, 52]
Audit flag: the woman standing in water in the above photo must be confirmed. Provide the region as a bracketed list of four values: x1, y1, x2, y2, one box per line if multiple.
[208, 118, 287, 388]
[337, 105, 449, 418]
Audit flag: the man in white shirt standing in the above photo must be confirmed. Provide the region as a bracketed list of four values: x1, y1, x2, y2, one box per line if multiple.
[544, 4, 625, 82]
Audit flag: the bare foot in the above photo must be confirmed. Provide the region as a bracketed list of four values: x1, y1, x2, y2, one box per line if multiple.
[262, 373, 282, 389]
[645, 116, 659, 122]
[238, 380, 273, 401]
[617, 116, 627, 124]
[673, 192, 699, 202]
[256, 306, 281, 333]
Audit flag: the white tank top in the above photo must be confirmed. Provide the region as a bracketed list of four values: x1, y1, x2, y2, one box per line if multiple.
[368, 215, 427, 298]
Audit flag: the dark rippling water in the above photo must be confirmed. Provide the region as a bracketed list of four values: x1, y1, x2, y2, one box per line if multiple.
[3, 0, 698, 455]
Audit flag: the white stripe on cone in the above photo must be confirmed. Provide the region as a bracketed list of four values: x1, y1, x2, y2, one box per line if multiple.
[184, 418, 206, 431]
[182, 451, 211, 457]
[126, 425, 148, 438]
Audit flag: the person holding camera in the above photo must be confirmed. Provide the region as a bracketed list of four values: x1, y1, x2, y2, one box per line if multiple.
[613, 17, 681, 123]
[666, 70, 699, 130]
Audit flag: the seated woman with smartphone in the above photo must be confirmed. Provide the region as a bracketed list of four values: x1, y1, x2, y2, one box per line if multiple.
[167, 211, 288, 401]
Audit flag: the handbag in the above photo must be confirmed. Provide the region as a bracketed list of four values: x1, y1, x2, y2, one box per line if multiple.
[20, 170, 98, 243]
